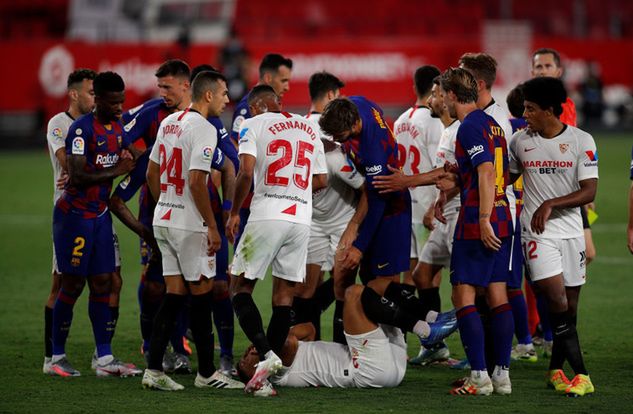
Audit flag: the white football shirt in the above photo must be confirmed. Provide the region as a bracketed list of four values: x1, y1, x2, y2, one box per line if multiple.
[238, 112, 327, 225]
[434, 120, 461, 214]
[484, 100, 517, 226]
[47, 112, 74, 203]
[509, 125, 599, 239]
[271, 341, 355, 388]
[150, 108, 217, 232]
[394, 106, 443, 222]
[312, 140, 365, 227]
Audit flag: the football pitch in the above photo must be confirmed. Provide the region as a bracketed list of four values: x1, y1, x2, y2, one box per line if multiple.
[0, 134, 631, 413]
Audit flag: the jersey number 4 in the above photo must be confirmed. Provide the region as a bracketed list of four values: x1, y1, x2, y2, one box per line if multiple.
[266, 139, 314, 190]
[159, 145, 185, 196]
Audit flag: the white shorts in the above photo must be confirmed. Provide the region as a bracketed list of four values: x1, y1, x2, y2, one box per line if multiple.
[52, 242, 59, 274]
[419, 212, 458, 267]
[410, 222, 430, 259]
[307, 221, 347, 271]
[345, 325, 407, 388]
[522, 236, 586, 287]
[230, 220, 310, 283]
[154, 226, 215, 282]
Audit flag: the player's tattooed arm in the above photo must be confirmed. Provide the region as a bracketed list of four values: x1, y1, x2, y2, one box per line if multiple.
[531, 178, 598, 235]
[67, 154, 135, 187]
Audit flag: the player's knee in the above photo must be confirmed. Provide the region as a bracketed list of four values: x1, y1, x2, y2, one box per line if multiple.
[145, 281, 165, 302]
[212, 280, 229, 300]
[344, 284, 364, 304]
[110, 272, 123, 294]
[89, 275, 112, 295]
[61, 275, 85, 296]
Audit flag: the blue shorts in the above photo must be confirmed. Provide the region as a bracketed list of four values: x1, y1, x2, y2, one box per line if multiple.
[450, 237, 511, 287]
[364, 212, 412, 277]
[507, 231, 524, 289]
[53, 207, 116, 276]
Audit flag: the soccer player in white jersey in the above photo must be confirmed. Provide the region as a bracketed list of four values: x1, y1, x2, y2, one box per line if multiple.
[410, 77, 461, 365]
[508, 77, 597, 397]
[227, 85, 328, 394]
[296, 71, 364, 341]
[43, 69, 96, 374]
[143, 70, 243, 391]
[394, 65, 443, 288]
[237, 280, 458, 391]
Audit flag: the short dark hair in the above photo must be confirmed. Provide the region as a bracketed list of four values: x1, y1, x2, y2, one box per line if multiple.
[67, 68, 96, 89]
[190, 64, 219, 82]
[191, 71, 226, 101]
[439, 68, 478, 104]
[259, 53, 293, 78]
[93, 71, 125, 97]
[155, 59, 190, 79]
[521, 77, 567, 117]
[532, 48, 561, 67]
[319, 98, 360, 137]
[459, 52, 497, 89]
[247, 85, 277, 106]
[308, 71, 345, 102]
[414, 65, 441, 97]
[506, 84, 526, 118]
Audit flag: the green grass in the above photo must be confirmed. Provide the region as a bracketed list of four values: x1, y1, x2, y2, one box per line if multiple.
[1, 134, 632, 413]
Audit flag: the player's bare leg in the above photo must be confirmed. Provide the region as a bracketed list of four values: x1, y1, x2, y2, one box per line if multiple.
[584, 228, 596, 265]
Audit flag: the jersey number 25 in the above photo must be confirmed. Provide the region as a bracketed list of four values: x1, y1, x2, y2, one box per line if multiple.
[265, 139, 314, 190]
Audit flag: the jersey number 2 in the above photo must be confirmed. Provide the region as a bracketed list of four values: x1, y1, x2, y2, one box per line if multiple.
[159, 145, 185, 196]
[266, 139, 314, 190]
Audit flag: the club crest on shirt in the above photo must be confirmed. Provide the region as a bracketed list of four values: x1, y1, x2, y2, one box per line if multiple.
[72, 137, 85, 154]
[559, 143, 569, 153]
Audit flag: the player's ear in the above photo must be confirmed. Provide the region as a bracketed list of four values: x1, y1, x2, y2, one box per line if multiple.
[68, 88, 78, 102]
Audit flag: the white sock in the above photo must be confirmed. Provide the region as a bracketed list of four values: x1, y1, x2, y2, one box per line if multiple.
[264, 350, 278, 360]
[493, 365, 510, 380]
[412, 321, 430, 338]
[471, 370, 490, 383]
[98, 354, 114, 365]
[51, 354, 65, 363]
[425, 310, 439, 323]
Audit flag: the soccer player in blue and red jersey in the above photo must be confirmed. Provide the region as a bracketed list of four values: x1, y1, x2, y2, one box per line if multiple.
[50, 72, 140, 377]
[436, 68, 515, 395]
[320, 96, 417, 343]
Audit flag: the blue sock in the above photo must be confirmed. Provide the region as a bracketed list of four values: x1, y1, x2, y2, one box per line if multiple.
[170, 306, 189, 355]
[456, 305, 486, 371]
[137, 280, 145, 309]
[491, 303, 514, 367]
[508, 290, 532, 345]
[536, 294, 553, 341]
[52, 289, 79, 356]
[213, 292, 234, 358]
[140, 296, 161, 354]
[88, 293, 112, 357]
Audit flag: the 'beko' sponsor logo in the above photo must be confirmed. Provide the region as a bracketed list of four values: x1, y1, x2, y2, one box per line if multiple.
[365, 165, 382, 175]
[467, 145, 484, 158]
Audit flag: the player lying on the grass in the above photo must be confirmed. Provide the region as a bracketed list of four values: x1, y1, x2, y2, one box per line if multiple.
[507, 77, 597, 397]
[236, 280, 458, 394]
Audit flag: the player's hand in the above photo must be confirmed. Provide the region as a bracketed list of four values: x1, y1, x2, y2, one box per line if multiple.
[226, 213, 240, 244]
[423, 205, 435, 231]
[338, 221, 359, 251]
[207, 227, 222, 255]
[531, 201, 553, 235]
[338, 245, 362, 271]
[628, 226, 633, 255]
[436, 172, 458, 192]
[121, 149, 134, 160]
[373, 165, 408, 193]
[480, 219, 502, 251]
[222, 211, 230, 229]
[56, 171, 69, 189]
[586, 202, 596, 211]
[434, 192, 448, 224]
[115, 157, 135, 175]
